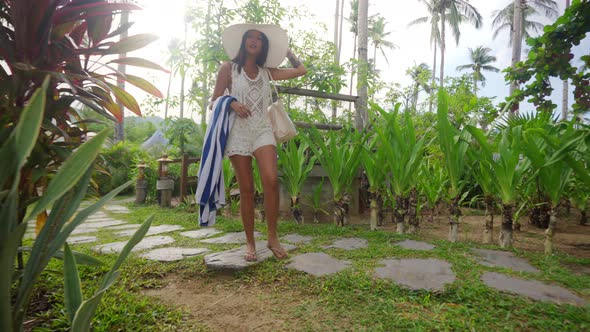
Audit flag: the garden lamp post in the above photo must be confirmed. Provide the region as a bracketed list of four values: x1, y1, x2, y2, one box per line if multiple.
[157, 155, 174, 207]
[135, 161, 147, 204]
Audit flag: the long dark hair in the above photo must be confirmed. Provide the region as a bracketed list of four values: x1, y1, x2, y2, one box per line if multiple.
[232, 30, 269, 74]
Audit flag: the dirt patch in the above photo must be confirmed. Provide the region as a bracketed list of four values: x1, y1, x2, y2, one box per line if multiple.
[142, 274, 342, 332]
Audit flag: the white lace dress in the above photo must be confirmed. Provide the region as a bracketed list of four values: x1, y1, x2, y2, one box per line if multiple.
[225, 62, 276, 157]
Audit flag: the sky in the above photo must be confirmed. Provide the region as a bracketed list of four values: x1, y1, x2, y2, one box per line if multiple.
[122, 0, 589, 121]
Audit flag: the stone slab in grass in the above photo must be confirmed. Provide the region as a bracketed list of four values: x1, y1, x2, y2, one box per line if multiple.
[481, 272, 587, 306]
[140, 247, 211, 261]
[395, 239, 436, 251]
[323, 237, 368, 250]
[180, 228, 222, 239]
[104, 205, 131, 213]
[286, 252, 351, 277]
[82, 220, 126, 228]
[92, 236, 175, 254]
[282, 234, 314, 244]
[115, 225, 184, 237]
[200, 231, 262, 244]
[71, 227, 98, 235]
[84, 217, 115, 223]
[67, 236, 97, 244]
[204, 241, 297, 271]
[374, 258, 456, 292]
[105, 224, 142, 231]
[472, 248, 540, 273]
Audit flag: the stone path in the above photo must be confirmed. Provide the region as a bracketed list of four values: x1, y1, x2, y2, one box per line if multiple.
[395, 239, 436, 251]
[200, 231, 262, 244]
[471, 249, 540, 273]
[140, 247, 210, 262]
[26, 199, 586, 304]
[204, 241, 297, 271]
[323, 237, 368, 250]
[374, 258, 456, 291]
[286, 252, 351, 276]
[481, 272, 587, 306]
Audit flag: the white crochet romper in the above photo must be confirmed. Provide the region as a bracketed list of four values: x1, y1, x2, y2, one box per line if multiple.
[225, 62, 276, 157]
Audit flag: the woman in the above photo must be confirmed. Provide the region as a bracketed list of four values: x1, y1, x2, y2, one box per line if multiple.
[212, 24, 306, 261]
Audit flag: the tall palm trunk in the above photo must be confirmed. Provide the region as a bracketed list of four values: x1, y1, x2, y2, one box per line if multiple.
[348, 34, 357, 113]
[473, 73, 478, 97]
[448, 195, 461, 242]
[429, 42, 437, 113]
[561, 0, 570, 120]
[500, 204, 513, 248]
[439, 8, 446, 88]
[510, 0, 523, 113]
[483, 195, 494, 244]
[338, 0, 344, 63]
[356, 0, 369, 131]
[201, 0, 213, 124]
[164, 71, 172, 120]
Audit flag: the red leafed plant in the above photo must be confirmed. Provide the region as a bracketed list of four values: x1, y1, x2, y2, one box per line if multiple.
[0, 0, 168, 219]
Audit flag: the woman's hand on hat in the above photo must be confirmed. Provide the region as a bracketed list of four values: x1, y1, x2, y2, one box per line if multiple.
[230, 101, 251, 118]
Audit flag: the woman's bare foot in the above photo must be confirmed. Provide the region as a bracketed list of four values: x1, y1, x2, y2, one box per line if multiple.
[244, 243, 257, 262]
[266, 239, 287, 259]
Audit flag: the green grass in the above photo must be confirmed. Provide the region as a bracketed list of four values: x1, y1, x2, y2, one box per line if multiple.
[27, 199, 590, 331]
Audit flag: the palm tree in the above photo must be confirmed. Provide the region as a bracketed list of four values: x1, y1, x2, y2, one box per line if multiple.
[407, 63, 432, 110]
[435, 0, 483, 87]
[409, 0, 441, 112]
[347, 0, 359, 101]
[493, 0, 558, 110]
[369, 15, 398, 71]
[456, 46, 500, 95]
[491, 0, 558, 45]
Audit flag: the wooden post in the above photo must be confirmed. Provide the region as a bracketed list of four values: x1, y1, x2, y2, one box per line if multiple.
[180, 153, 189, 203]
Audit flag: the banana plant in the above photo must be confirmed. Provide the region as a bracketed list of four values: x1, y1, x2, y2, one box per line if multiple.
[277, 139, 317, 224]
[222, 158, 236, 217]
[306, 127, 366, 226]
[436, 89, 471, 242]
[361, 134, 389, 230]
[1, 81, 151, 332]
[372, 102, 425, 234]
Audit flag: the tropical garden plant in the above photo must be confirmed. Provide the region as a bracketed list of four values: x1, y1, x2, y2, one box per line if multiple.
[361, 134, 388, 230]
[277, 139, 317, 224]
[306, 127, 366, 226]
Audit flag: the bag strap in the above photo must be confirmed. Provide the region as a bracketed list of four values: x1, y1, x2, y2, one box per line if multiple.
[264, 68, 279, 102]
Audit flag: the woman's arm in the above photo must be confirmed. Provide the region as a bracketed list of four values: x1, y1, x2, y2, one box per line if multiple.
[211, 62, 232, 103]
[268, 49, 307, 81]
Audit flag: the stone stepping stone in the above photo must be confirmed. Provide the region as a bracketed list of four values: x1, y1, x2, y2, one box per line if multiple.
[104, 205, 130, 213]
[472, 249, 540, 273]
[374, 258, 456, 292]
[204, 241, 297, 271]
[85, 217, 115, 223]
[82, 220, 126, 228]
[200, 231, 262, 244]
[481, 272, 587, 306]
[92, 236, 175, 254]
[115, 225, 183, 237]
[105, 224, 142, 231]
[395, 239, 436, 251]
[323, 237, 368, 250]
[180, 228, 222, 239]
[71, 227, 98, 235]
[286, 252, 351, 277]
[282, 234, 314, 244]
[140, 247, 210, 262]
[67, 236, 97, 244]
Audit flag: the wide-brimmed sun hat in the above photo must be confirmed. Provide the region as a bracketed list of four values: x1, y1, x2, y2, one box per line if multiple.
[222, 23, 288, 68]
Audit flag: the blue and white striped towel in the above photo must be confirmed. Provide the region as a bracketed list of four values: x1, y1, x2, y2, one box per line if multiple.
[196, 95, 236, 227]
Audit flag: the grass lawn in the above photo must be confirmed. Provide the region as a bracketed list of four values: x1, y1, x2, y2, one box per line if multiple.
[26, 201, 590, 331]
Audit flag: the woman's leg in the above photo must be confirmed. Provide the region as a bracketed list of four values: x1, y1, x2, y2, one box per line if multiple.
[253, 145, 287, 258]
[229, 155, 256, 258]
